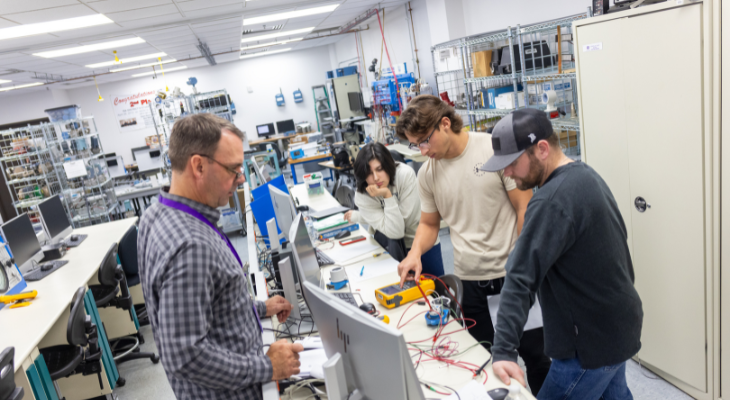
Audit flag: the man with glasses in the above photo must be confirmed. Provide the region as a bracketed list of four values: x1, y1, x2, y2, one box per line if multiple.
[138, 113, 303, 399]
[395, 95, 551, 394]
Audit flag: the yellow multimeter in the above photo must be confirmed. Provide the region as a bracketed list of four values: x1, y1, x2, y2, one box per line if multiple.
[0, 290, 37, 304]
[375, 279, 435, 309]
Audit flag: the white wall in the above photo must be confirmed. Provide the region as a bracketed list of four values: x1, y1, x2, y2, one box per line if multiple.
[62, 45, 335, 163]
[461, 0, 590, 37]
[332, 0, 436, 104]
[0, 89, 72, 125]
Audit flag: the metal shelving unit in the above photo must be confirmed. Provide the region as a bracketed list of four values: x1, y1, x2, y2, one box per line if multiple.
[42, 116, 117, 228]
[0, 124, 62, 227]
[191, 89, 234, 122]
[431, 12, 587, 156]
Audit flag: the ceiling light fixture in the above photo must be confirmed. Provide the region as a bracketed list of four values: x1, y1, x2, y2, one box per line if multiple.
[243, 4, 339, 26]
[33, 37, 146, 58]
[240, 48, 291, 59]
[0, 79, 11, 84]
[85, 52, 168, 68]
[241, 37, 303, 51]
[0, 82, 44, 92]
[132, 66, 187, 78]
[110, 59, 177, 73]
[241, 27, 313, 44]
[0, 14, 114, 41]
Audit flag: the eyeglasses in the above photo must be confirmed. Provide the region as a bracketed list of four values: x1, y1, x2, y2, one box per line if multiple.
[194, 154, 244, 181]
[408, 126, 437, 151]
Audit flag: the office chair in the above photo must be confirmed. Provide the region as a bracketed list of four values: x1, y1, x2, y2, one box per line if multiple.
[89, 243, 159, 374]
[335, 184, 356, 209]
[389, 150, 406, 164]
[39, 287, 103, 398]
[434, 274, 464, 320]
[0, 347, 23, 400]
[116, 225, 148, 327]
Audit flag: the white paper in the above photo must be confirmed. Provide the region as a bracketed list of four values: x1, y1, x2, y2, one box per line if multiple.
[294, 349, 328, 378]
[345, 258, 399, 284]
[488, 294, 544, 331]
[295, 337, 324, 350]
[320, 239, 380, 265]
[63, 160, 87, 179]
[443, 380, 493, 400]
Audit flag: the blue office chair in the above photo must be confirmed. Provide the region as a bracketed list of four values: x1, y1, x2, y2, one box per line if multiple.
[89, 243, 158, 384]
[0, 347, 23, 400]
[40, 287, 103, 398]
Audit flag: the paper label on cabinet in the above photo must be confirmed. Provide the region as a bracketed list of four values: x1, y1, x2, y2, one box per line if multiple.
[583, 42, 603, 52]
[63, 160, 87, 179]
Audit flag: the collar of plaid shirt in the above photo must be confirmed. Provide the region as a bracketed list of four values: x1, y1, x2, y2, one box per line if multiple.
[158, 194, 263, 332]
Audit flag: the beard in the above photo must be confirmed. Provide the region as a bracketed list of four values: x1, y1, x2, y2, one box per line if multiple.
[514, 151, 544, 190]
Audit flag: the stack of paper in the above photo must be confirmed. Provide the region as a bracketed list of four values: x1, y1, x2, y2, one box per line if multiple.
[312, 213, 359, 239]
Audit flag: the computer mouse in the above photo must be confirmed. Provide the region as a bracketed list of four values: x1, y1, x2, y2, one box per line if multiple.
[487, 388, 509, 400]
[41, 263, 53, 272]
[359, 302, 376, 314]
[335, 230, 351, 240]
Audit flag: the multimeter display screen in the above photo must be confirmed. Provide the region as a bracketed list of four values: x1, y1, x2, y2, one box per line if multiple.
[380, 281, 417, 295]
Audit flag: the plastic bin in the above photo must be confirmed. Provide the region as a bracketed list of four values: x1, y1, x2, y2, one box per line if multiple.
[44, 105, 81, 122]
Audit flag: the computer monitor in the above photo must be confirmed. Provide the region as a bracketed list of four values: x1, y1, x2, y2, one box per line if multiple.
[276, 119, 296, 135]
[1, 214, 44, 274]
[256, 123, 276, 138]
[348, 92, 364, 112]
[303, 281, 425, 400]
[38, 195, 73, 245]
[269, 185, 297, 241]
[288, 213, 321, 297]
[278, 256, 302, 321]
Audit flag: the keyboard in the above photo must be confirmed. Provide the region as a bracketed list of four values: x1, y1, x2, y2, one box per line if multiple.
[64, 234, 88, 248]
[333, 292, 358, 307]
[315, 248, 335, 267]
[23, 260, 69, 281]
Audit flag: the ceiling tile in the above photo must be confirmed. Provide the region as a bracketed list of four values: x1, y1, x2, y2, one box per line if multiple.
[0, 18, 19, 29]
[178, 0, 245, 12]
[190, 16, 241, 28]
[183, 4, 245, 19]
[3, 4, 97, 24]
[115, 13, 184, 28]
[86, 0, 173, 14]
[0, 0, 81, 16]
[105, 4, 180, 22]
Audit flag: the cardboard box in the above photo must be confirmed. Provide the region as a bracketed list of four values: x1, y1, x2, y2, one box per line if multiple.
[557, 129, 578, 148]
[471, 50, 494, 78]
[228, 187, 247, 225]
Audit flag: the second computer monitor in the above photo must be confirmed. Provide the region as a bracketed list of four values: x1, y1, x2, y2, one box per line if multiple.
[269, 185, 296, 241]
[256, 123, 276, 138]
[288, 213, 321, 296]
[38, 195, 73, 244]
[276, 119, 296, 135]
[1, 214, 44, 273]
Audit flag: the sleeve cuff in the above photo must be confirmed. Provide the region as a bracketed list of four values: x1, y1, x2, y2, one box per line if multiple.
[491, 347, 519, 364]
[255, 355, 275, 383]
[350, 211, 361, 223]
[256, 300, 267, 318]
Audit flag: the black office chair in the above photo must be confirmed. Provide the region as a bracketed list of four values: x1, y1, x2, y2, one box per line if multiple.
[89, 243, 158, 375]
[434, 274, 464, 320]
[0, 347, 23, 400]
[335, 184, 356, 209]
[389, 150, 406, 164]
[40, 287, 103, 398]
[117, 226, 148, 327]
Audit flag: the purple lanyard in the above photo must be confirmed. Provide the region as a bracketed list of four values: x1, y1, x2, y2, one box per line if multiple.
[159, 196, 263, 332]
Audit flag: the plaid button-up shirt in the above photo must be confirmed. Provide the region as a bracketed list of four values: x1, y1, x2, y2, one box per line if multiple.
[138, 188, 271, 399]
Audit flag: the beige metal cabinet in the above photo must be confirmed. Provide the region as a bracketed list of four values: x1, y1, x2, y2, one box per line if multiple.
[575, 1, 721, 399]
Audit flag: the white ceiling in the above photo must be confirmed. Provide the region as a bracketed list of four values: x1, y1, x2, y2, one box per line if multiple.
[0, 0, 409, 94]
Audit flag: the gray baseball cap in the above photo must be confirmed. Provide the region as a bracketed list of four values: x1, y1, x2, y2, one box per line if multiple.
[480, 108, 554, 172]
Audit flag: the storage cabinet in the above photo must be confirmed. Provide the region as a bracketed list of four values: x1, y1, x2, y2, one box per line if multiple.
[575, 1, 719, 398]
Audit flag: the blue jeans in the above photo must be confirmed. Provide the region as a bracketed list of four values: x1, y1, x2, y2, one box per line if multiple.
[418, 243, 444, 277]
[538, 357, 633, 400]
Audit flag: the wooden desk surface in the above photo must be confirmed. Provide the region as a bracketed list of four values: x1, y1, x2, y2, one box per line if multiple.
[1, 218, 138, 371]
[288, 153, 332, 165]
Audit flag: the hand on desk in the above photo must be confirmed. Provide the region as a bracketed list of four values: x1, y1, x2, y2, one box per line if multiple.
[398, 252, 422, 287]
[344, 210, 354, 222]
[265, 295, 293, 321]
[493, 360, 526, 387]
[267, 340, 304, 380]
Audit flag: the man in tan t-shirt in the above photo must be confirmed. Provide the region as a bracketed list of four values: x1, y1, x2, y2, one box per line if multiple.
[395, 95, 551, 394]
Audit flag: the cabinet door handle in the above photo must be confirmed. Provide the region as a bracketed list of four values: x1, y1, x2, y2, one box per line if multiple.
[635, 196, 650, 212]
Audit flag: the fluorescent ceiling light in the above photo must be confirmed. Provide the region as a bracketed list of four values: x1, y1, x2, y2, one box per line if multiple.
[0, 79, 11, 84]
[132, 66, 187, 77]
[86, 52, 167, 68]
[0, 82, 44, 92]
[110, 59, 177, 73]
[240, 48, 291, 59]
[243, 4, 339, 26]
[33, 37, 145, 58]
[241, 27, 313, 44]
[241, 37, 303, 50]
[0, 14, 113, 41]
